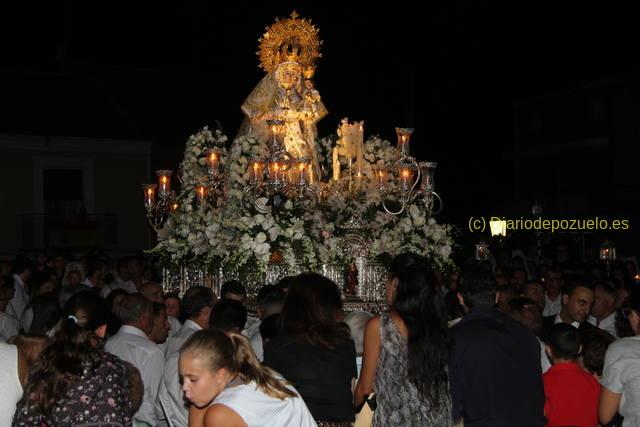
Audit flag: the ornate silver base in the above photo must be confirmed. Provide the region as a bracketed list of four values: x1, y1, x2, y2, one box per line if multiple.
[161, 257, 388, 306]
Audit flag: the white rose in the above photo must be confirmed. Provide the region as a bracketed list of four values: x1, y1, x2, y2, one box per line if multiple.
[256, 232, 267, 244]
[439, 244, 452, 258]
[193, 147, 201, 156]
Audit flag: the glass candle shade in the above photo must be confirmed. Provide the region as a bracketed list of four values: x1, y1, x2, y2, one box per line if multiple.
[156, 170, 173, 195]
[142, 184, 157, 208]
[395, 127, 414, 155]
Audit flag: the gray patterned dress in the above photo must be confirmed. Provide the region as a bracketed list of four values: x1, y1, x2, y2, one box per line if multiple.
[373, 313, 453, 427]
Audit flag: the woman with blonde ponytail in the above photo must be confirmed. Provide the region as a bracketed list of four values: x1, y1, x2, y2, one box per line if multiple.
[179, 329, 317, 427]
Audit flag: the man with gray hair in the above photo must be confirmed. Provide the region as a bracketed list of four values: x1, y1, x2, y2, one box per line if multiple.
[106, 293, 164, 426]
[156, 286, 216, 427]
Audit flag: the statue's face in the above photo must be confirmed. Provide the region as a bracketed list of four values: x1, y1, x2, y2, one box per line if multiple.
[275, 62, 302, 90]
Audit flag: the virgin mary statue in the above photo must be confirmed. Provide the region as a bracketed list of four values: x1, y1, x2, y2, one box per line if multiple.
[235, 12, 327, 182]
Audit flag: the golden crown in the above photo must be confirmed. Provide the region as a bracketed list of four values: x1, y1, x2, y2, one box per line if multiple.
[258, 11, 322, 73]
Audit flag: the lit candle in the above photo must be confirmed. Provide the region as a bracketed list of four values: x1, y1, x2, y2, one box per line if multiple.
[142, 184, 157, 208]
[357, 122, 364, 174]
[396, 128, 413, 155]
[196, 185, 207, 205]
[170, 202, 179, 212]
[308, 164, 314, 184]
[332, 147, 340, 181]
[206, 150, 219, 174]
[355, 171, 363, 190]
[251, 161, 263, 183]
[156, 170, 173, 195]
[400, 167, 412, 190]
[377, 170, 385, 188]
[268, 161, 280, 183]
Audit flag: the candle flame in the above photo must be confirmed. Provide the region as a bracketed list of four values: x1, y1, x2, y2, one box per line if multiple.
[161, 176, 167, 184]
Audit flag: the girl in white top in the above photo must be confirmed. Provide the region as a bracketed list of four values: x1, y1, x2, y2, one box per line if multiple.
[179, 329, 317, 427]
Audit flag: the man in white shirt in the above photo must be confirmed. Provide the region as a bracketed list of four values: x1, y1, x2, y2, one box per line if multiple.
[249, 285, 285, 361]
[6, 257, 32, 321]
[140, 281, 181, 339]
[101, 257, 138, 297]
[80, 258, 105, 291]
[588, 281, 619, 338]
[542, 268, 564, 317]
[106, 293, 164, 426]
[156, 286, 215, 427]
[540, 280, 596, 342]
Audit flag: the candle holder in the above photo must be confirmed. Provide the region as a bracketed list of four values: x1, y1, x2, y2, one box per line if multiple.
[142, 180, 175, 232]
[203, 148, 225, 206]
[396, 127, 413, 156]
[243, 122, 317, 212]
[380, 128, 443, 216]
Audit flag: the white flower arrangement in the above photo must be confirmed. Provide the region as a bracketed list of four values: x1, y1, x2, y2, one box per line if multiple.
[150, 126, 457, 279]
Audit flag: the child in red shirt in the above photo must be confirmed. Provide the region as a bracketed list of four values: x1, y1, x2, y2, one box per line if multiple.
[543, 323, 601, 427]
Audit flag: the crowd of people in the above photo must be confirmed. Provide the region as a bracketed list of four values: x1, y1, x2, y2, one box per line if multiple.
[0, 244, 639, 426]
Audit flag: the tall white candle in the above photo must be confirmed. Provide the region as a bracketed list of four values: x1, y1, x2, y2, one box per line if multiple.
[333, 146, 340, 181]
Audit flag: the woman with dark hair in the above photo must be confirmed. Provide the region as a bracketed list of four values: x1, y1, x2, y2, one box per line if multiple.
[180, 329, 316, 427]
[355, 253, 452, 426]
[13, 290, 140, 426]
[264, 273, 356, 426]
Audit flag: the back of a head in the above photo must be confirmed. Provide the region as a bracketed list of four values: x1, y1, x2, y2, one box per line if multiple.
[113, 293, 153, 325]
[344, 311, 374, 355]
[221, 280, 247, 299]
[280, 273, 347, 348]
[389, 255, 449, 405]
[389, 253, 425, 279]
[580, 328, 616, 376]
[139, 281, 164, 303]
[13, 256, 33, 275]
[459, 265, 497, 309]
[259, 313, 281, 342]
[210, 298, 247, 333]
[257, 285, 286, 317]
[182, 286, 216, 320]
[275, 276, 295, 293]
[24, 290, 111, 414]
[508, 297, 542, 334]
[548, 323, 581, 361]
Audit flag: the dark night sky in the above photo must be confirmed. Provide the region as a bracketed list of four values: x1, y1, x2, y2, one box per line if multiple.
[2, 2, 640, 240]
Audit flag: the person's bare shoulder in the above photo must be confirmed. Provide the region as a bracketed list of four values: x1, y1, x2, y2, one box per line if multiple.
[204, 404, 247, 427]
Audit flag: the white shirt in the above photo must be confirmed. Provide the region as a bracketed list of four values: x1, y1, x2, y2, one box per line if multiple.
[7, 274, 28, 321]
[214, 381, 317, 427]
[0, 343, 23, 427]
[602, 336, 640, 427]
[588, 312, 618, 338]
[105, 325, 164, 426]
[537, 337, 551, 374]
[554, 313, 580, 329]
[156, 320, 202, 427]
[243, 315, 261, 339]
[101, 277, 138, 297]
[19, 307, 33, 334]
[168, 316, 182, 339]
[250, 331, 264, 361]
[0, 312, 19, 341]
[543, 293, 562, 317]
[81, 277, 96, 288]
